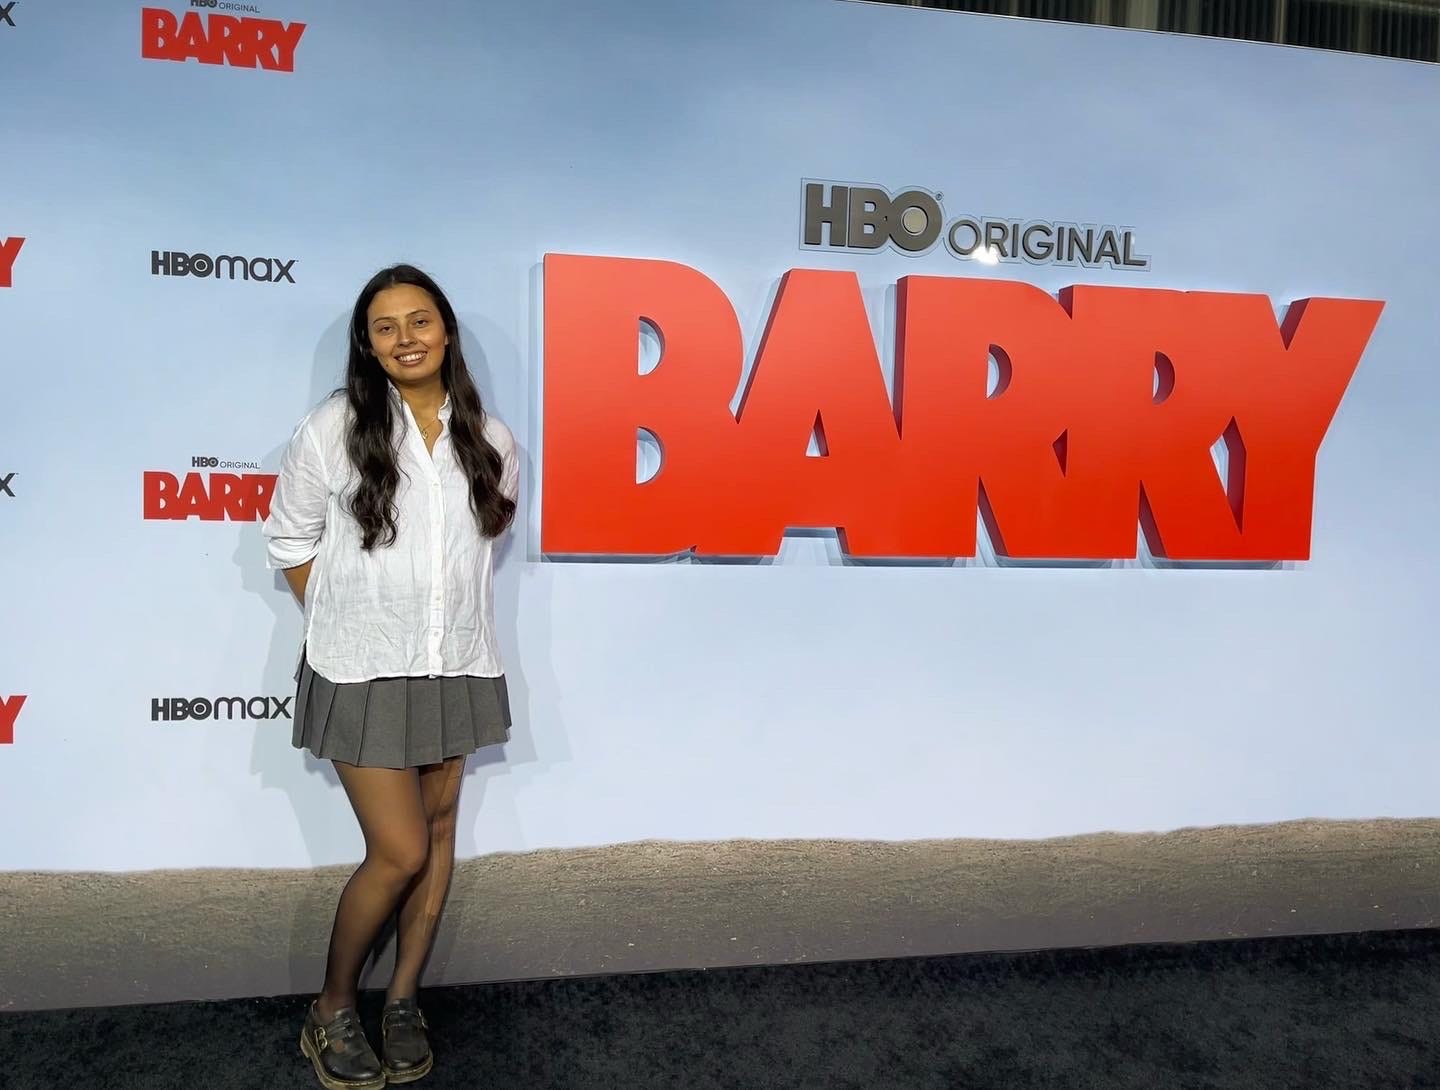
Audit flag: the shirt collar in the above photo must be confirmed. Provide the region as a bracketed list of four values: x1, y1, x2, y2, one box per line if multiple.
[387, 380, 451, 418]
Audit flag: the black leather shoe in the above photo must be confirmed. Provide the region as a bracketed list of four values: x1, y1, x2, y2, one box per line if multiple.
[299, 1001, 385, 1090]
[381, 997, 434, 1083]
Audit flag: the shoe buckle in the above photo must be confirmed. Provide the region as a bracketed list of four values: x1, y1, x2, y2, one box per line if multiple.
[384, 1007, 427, 1032]
[315, 1026, 329, 1051]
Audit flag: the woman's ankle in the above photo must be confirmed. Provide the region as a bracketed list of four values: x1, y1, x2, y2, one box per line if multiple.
[314, 993, 353, 1022]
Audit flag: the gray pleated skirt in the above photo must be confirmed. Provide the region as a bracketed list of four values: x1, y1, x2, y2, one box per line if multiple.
[292, 649, 511, 769]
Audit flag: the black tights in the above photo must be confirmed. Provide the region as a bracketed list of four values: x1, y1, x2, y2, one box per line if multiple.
[315, 756, 466, 1019]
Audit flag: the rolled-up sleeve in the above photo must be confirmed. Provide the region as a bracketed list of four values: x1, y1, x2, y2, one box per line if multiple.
[263, 418, 329, 569]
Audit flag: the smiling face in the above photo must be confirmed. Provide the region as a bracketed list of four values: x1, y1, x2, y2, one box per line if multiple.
[365, 283, 449, 389]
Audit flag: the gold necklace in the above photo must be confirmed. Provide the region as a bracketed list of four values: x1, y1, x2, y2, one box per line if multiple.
[418, 417, 440, 441]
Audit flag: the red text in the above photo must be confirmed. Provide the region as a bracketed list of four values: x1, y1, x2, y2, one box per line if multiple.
[144, 471, 277, 521]
[541, 255, 1383, 562]
[0, 236, 23, 288]
[0, 695, 25, 745]
[141, 8, 306, 71]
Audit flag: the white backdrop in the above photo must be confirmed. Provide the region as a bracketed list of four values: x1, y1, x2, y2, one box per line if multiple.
[2, 0, 1437, 871]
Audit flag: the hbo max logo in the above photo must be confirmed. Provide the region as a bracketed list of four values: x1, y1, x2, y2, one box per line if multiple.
[152, 696, 293, 721]
[151, 250, 297, 284]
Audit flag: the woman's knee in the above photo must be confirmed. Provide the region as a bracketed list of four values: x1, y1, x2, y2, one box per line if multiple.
[369, 828, 430, 879]
[423, 761, 465, 845]
[427, 797, 460, 845]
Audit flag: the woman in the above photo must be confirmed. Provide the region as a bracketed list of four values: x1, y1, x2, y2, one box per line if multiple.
[263, 264, 518, 1089]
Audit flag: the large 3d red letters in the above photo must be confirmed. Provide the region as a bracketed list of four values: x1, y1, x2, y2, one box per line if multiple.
[542, 254, 1382, 561]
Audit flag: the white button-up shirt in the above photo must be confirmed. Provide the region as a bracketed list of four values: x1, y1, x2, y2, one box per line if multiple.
[262, 386, 518, 684]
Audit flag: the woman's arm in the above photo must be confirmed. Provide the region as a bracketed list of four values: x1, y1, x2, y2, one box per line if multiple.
[281, 559, 314, 605]
[263, 415, 329, 590]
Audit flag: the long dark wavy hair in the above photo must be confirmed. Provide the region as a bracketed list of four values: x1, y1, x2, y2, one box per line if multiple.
[343, 264, 516, 550]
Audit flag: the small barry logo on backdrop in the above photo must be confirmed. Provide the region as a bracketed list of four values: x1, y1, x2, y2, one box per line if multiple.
[141, 5, 306, 72]
[0, 236, 24, 288]
[0, 2, 18, 30]
[152, 695, 291, 722]
[152, 250, 296, 284]
[144, 456, 276, 522]
[0, 695, 26, 745]
[0, 472, 15, 498]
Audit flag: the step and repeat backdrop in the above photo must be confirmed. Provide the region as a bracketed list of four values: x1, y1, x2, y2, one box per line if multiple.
[3, 0, 1439, 1002]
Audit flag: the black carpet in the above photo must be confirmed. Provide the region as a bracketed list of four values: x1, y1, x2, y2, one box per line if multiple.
[4, 929, 1439, 1089]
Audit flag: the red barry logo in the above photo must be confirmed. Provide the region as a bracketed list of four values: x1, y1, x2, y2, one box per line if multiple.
[0, 236, 24, 288]
[0, 695, 26, 745]
[541, 255, 1384, 563]
[144, 472, 277, 521]
[141, 8, 306, 72]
